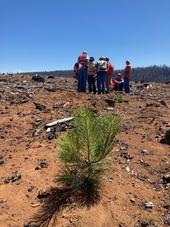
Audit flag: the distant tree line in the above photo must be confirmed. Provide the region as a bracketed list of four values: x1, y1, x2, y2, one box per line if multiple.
[115, 65, 170, 83]
[41, 65, 170, 83]
[2, 65, 170, 83]
[21, 70, 73, 77]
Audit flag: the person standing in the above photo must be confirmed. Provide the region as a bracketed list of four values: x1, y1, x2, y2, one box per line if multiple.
[87, 57, 96, 94]
[124, 60, 132, 93]
[105, 57, 114, 93]
[73, 62, 79, 80]
[77, 51, 88, 92]
[96, 57, 108, 94]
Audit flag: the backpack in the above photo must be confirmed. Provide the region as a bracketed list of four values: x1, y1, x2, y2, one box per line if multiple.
[78, 54, 87, 65]
[97, 60, 108, 71]
[87, 62, 96, 75]
[108, 63, 114, 74]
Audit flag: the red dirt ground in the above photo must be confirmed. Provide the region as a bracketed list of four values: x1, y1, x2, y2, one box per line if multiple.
[0, 75, 170, 227]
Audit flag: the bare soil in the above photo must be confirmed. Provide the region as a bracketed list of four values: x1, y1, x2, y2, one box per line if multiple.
[0, 75, 170, 227]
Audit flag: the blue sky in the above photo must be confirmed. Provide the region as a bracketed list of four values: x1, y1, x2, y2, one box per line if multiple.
[0, 0, 170, 72]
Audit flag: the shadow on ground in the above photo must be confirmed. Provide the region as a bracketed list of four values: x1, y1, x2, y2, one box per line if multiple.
[27, 183, 101, 227]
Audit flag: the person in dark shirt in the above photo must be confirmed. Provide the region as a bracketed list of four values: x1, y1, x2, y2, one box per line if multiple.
[73, 62, 79, 80]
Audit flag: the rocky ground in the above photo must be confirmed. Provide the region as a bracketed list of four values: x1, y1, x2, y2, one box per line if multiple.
[0, 74, 170, 227]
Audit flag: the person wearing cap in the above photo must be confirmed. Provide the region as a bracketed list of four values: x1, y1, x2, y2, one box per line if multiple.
[77, 51, 88, 92]
[96, 57, 108, 94]
[87, 57, 96, 94]
[105, 57, 114, 93]
[124, 60, 132, 93]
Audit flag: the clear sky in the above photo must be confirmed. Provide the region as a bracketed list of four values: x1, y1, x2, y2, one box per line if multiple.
[0, 0, 170, 72]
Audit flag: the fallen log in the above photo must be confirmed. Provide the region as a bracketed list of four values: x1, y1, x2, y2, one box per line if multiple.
[46, 117, 73, 127]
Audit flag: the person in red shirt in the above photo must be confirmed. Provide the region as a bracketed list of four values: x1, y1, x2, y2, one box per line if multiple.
[77, 51, 88, 92]
[105, 57, 114, 93]
[112, 73, 124, 91]
[124, 60, 132, 93]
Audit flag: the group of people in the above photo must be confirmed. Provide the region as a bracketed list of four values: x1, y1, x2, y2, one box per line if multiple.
[74, 51, 132, 94]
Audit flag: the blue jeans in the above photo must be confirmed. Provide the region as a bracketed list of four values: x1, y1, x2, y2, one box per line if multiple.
[97, 71, 107, 94]
[124, 77, 130, 93]
[88, 75, 96, 93]
[78, 68, 87, 92]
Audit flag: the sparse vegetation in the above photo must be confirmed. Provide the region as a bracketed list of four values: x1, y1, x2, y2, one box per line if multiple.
[56, 108, 121, 193]
[31, 107, 121, 226]
[116, 93, 125, 103]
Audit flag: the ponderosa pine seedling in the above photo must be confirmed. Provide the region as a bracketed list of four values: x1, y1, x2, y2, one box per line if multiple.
[55, 107, 121, 204]
[30, 108, 121, 226]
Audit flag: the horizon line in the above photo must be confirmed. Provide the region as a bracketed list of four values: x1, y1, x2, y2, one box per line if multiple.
[1, 64, 170, 74]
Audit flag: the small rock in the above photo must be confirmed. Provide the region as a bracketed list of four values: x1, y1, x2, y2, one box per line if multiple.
[46, 128, 51, 132]
[107, 107, 114, 110]
[35, 160, 48, 170]
[164, 213, 170, 225]
[121, 151, 133, 160]
[33, 102, 47, 111]
[140, 219, 157, 227]
[159, 100, 168, 107]
[35, 118, 42, 123]
[140, 220, 150, 227]
[44, 87, 57, 92]
[63, 102, 70, 108]
[160, 174, 170, 184]
[28, 186, 35, 192]
[37, 189, 51, 200]
[141, 149, 150, 155]
[0, 160, 4, 165]
[105, 98, 115, 107]
[144, 202, 154, 209]
[160, 129, 170, 145]
[163, 204, 170, 209]
[119, 223, 126, 227]
[126, 166, 130, 173]
[140, 158, 150, 167]
[0, 157, 4, 165]
[4, 171, 21, 183]
[31, 203, 41, 208]
[130, 198, 136, 203]
[53, 100, 65, 108]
